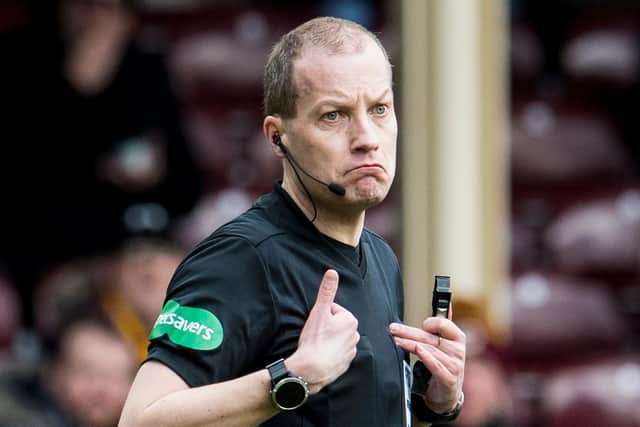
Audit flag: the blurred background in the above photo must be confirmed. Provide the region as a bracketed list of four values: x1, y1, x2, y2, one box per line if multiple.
[0, 0, 639, 426]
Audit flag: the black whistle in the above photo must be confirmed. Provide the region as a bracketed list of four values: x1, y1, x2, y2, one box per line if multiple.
[432, 275, 452, 318]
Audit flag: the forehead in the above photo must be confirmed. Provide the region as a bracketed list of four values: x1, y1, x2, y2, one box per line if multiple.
[293, 39, 392, 103]
[65, 324, 120, 352]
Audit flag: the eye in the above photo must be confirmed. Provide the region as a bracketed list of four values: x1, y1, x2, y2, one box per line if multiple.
[373, 104, 387, 115]
[323, 111, 340, 121]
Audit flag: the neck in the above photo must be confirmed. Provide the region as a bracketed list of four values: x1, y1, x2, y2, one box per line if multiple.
[282, 176, 364, 247]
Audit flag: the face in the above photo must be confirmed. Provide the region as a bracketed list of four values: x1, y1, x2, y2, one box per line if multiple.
[276, 38, 397, 213]
[118, 249, 180, 327]
[53, 323, 135, 427]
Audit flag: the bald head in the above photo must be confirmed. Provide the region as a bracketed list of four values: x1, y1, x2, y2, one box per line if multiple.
[263, 16, 392, 119]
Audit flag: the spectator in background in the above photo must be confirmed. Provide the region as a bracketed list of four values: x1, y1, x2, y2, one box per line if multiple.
[0, 0, 204, 325]
[28, 237, 183, 363]
[99, 237, 184, 361]
[0, 311, 136, 427]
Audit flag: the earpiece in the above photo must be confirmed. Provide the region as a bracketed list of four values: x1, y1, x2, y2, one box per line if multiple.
[273, 132, 288, 154]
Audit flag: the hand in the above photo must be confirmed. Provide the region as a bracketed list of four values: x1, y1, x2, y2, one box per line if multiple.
[389, 313, 465, 414]
[285, 269, 360, 394]
[64, 3, 134, 94]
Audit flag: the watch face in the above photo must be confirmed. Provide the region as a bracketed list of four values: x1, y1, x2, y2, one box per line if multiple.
[274, 377, 308, 410]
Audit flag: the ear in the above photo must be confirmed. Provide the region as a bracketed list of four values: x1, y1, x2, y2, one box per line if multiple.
[263, 115, 286, 158]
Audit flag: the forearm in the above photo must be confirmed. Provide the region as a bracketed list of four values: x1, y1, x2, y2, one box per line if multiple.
[120, 367, 279, 427]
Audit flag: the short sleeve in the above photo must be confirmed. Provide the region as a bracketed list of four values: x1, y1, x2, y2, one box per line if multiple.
[145, 235, 278, 387]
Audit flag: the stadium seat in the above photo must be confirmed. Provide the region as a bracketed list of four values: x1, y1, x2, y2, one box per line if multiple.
[511, 99, 634, 185]
[510, 272, 627, 362]
[543, 355, 640, 427]
[545, 188, 640, 275]
[559, 3, 639, 89]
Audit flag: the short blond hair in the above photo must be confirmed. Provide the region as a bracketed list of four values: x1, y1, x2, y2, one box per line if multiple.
[263, 16, 391, 119]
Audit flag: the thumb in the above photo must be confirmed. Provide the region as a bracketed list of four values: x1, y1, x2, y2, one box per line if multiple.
[313, 269, 339, 311]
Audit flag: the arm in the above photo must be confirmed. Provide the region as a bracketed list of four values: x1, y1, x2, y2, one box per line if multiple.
[119, 360, 278, 427]
[119, 269, 359, 427]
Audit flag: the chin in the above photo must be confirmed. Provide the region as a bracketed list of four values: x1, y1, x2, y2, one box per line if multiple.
[345, 176, 392, 208]
[352, 188, 387, 208]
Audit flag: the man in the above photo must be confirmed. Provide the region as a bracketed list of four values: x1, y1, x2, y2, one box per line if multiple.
[100, 237, 185, 362]
[50, 315, 138, 427]
[0, 313, 136, 427]
[119, 16, 465, 427]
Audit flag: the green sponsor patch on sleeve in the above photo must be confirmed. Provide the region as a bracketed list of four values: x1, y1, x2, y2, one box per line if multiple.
[149, 300, 224, 350]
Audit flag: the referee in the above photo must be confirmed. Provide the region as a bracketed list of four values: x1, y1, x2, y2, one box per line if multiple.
[119, 16, 465, 427]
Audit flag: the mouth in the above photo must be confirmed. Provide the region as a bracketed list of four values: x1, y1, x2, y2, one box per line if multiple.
[346, 163, 385, 174]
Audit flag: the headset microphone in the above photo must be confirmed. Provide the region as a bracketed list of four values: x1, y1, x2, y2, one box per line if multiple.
[273, 134, 346, 197]
[326, 182, 347, 197]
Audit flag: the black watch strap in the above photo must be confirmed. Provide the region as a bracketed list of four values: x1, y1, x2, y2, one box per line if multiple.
[266, 358, 289, 386]
[412, 391, 464, 423]
[411, 361, 464, 423]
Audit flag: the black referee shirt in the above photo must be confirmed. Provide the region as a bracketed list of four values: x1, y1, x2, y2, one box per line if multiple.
[146, 183, 409, 426]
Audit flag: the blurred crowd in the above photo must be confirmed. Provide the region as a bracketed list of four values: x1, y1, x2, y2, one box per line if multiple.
[0, 0, 639, 426]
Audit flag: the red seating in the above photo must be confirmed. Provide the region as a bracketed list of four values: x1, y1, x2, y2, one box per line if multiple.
[511, 100, 634, 185]
[510, 272, 627, 362]
[543, 355, 640, 427]
[544, 188, 640, 275]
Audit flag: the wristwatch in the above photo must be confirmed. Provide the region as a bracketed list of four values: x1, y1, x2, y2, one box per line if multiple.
[266, 358, 309, 411]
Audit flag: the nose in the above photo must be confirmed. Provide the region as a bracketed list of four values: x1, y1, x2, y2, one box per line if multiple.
[349, 113, 380, 153]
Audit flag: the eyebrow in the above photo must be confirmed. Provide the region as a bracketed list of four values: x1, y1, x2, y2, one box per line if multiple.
[311, 88, 393, 112]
